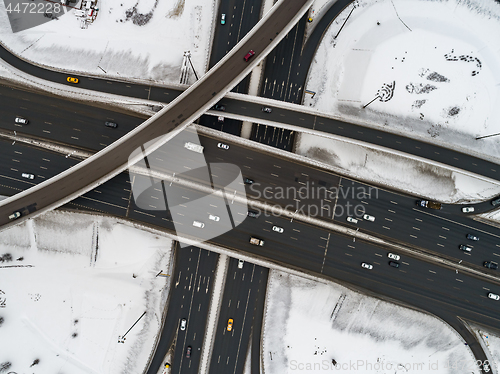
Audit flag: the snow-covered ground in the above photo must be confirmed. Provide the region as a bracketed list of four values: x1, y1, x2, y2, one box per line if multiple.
[263, 270, 482, 374]
[0, 0, 215, 85]
[295, 133, 500, 203]
[298, 0, 500, 204]
[304, 0, 500, 160]
[0, 211, 173, 374]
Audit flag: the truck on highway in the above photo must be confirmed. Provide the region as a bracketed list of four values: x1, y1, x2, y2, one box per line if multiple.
[416, 200, 442, 210]
[184, 142, 204, 153]
[249, 237, 264, 246]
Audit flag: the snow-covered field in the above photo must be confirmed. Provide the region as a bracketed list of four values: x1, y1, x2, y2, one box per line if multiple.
[0, 0, 215, 85]
[263, 271, 482, 374]
[295, 133, 500, 203]
[0, 211, 173, 374]
[304, 0, 500, 160]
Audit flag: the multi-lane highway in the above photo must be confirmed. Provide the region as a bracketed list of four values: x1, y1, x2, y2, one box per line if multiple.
[209, 259, 267, 374]
[1, 122, 498, 373]
[2, 85, 500, 276]
[145, 245, 218, 374]
[0, 0, 315, 228]
[198, 0, 264, 136]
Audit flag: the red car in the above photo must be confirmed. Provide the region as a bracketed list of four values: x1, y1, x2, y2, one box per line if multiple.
[244, 50, 255, 62]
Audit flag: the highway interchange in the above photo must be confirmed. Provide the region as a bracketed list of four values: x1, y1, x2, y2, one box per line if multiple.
[1, 84, 500, 373]
[0, 0, 499, 373]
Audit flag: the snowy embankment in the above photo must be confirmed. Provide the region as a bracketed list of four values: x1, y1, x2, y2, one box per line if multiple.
[0, 211, 173, 374]
[0, 0, 215, 85]
[263, 271, 482, 374]
[300, 0, 500, 204]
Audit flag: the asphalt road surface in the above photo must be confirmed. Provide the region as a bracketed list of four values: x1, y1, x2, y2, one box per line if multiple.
[146, 245, 218, 374]
[2, 91, 500, 277]
[198, 0, 263, 136]
[209, 259, 267, 374]
[3, 26, 500, 184]
[0, 0, 314, 228]
[0, 140, 496, 372]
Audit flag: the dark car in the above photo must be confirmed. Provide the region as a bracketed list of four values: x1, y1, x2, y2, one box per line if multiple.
[492, 197, 500, 206]
[466, 233, 479, 241]
[105, 121, 118, 128]
[484, 261, 498, 270]
[213, 104, 225, 111]
[244, 50, 255, 62]
[244, 178, 254, 185]
[185, 346, 192, 358]
[247, 210, 259, 218]
[459, 244, 472, 252]
[388, 261, 400, 268]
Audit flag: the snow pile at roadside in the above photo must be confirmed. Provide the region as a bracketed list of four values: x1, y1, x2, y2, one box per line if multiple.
[0, 0, 214, 85]
[295, 133, 500, 203]
[0, 211, 172, 374]
[476, 328, 500, 372]
[304, 0, 500, 160]
[263, 271, 479, 374]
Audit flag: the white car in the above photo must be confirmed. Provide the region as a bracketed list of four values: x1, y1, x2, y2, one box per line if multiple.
[462, 207, 474, 213]
[180, 318, 187, 330]
[15, 116, 28, 124]
[209, 214, 220, 222]
[272, 226, 284, 233]
[21, 173, 35, 179]
[238, 259, 244, 269]
[192, 221, 205, 228]
[217, 143, 230, 150]
[346, 217, 358, 224]
[363, 214, 375, 222]
[361, 262, 373, 270]
[218, 116, 224, 122]
[8, 212, 21, 220]
[387, 253, 400, 261]
[488, 293, 500, 301]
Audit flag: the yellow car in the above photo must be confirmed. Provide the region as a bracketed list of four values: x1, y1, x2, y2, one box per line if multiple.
[227, 318, 233, 331]
[67, 76, 79, 84]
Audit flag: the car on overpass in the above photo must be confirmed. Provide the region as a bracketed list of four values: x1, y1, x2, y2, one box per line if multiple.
[180, 319, 187, 331]
[185, 346, 192, 358]
[220, 13, 226, 24]
[67, 76, 79, 84]
[462, 206, 474, 213]
[244, 50, 255, 62]
[8, 212, 21, 220]
[227, 318, 233, 331]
